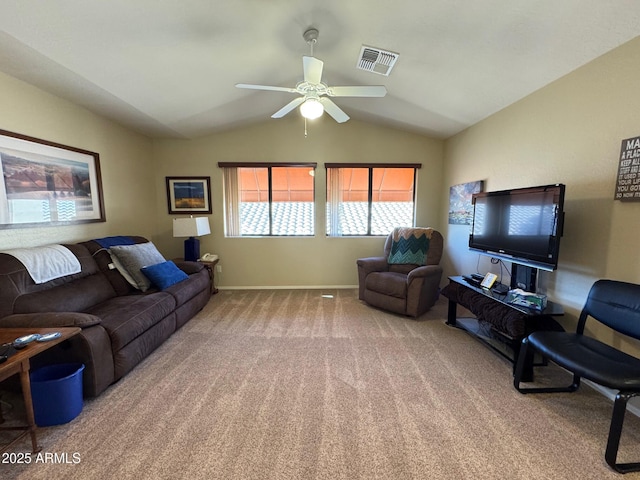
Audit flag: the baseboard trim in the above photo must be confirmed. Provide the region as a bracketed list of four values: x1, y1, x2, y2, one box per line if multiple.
[584, 380, 640, 418]
[217, 285, 358, 290]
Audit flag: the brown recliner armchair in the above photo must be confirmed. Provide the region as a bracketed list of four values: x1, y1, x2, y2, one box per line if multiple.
[357, 227, 444, 317]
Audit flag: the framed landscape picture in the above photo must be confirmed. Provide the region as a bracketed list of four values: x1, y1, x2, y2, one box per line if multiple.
[166, 176, 212, 214]
[0, 129, 105, 228]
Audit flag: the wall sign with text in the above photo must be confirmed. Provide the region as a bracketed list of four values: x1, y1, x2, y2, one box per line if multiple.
[615, 136, 640, 201]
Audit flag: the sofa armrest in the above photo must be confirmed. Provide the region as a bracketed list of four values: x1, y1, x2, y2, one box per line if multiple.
[406, 265, 444, 317]
[357, 256, 390, 300]
[357, 256, 389, 274]
[407, 265, 443, 282]
[173, 260, 205, 275]
[1, 312, 102, 329]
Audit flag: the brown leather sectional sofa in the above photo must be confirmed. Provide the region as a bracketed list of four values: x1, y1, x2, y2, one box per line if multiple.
[0, 236, 210, 397]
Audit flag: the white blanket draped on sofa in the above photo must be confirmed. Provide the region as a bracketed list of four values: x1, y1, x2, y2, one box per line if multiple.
[3, 244, 81, 284]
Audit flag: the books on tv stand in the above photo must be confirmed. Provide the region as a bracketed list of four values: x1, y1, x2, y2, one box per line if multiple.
[460, 274, 509, 295]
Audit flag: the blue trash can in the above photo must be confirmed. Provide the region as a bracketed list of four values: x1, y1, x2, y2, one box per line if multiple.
[30, 363, 85, 427]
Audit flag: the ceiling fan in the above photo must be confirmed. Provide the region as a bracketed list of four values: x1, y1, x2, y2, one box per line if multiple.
[236, 28, 387, 123]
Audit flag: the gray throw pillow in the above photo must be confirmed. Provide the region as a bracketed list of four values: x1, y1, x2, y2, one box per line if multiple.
[109, 242, 166, 292]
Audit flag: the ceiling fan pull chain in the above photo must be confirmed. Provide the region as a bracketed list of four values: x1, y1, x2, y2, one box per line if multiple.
[304, 117, 308, 138]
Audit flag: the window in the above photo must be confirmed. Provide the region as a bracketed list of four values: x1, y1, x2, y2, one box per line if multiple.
[326, 164, 419, 236]
[219, 163, 316, 236]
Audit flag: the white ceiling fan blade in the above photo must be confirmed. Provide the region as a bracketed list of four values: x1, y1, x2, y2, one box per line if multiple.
[328, 85, 387, 97]
[303, 56, 323, 84]
[272, 97, 305, 118]
[320, 97, 350, 123]
[236, 83, 297, 93]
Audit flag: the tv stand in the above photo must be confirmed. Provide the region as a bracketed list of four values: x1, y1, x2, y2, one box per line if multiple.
[441, 276, 564, 381]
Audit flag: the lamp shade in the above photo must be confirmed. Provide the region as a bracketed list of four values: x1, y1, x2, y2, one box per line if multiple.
[173, 217, 211, 238]
[173, 217, 211, 262]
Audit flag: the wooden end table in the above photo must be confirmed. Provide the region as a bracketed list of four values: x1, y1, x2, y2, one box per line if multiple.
[198, 258, 219, 295]
[0, 327, 81, 453]
[173, 258, 219, 295]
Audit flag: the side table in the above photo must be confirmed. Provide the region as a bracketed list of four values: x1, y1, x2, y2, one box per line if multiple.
[0, 327, 81, 453]
[198, 258, 219, 295]
[173, 258, 219, 295]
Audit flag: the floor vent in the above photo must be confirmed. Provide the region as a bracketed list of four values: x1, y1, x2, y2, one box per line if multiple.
[356, 46, 399, 76]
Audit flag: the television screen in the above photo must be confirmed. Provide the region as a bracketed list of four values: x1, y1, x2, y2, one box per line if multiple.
[469, 184, 565, 271]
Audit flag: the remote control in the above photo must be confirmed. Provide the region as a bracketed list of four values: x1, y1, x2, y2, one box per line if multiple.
[12, 334, 40, 349]
[0, 343, 17, 362]
[462, 275, 482, 287]
[36, 332, 62, 342]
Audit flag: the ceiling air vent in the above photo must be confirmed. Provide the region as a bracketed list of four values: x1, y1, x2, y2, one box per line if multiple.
[356, 46, 399, 76]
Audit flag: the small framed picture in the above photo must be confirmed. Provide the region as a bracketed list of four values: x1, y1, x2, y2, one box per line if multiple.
[166, 176, 212, 214]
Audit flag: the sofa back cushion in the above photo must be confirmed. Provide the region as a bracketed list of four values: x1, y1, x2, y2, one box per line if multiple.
[0, 243, 116, 319]
[109, 242, 166, 292]
[80, 236, 151, 296]
[13, 274, 117, 314]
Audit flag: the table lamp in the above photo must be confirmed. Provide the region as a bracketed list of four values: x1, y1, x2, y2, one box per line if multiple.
[173, 217, 211, 261]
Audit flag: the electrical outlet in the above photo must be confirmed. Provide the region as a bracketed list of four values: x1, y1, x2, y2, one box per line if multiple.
[216, 264, 222, 273]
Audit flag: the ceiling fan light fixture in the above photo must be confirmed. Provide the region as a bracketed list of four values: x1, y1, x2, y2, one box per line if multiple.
[300, 97, 324, 119]
[237, 27, 385, 124]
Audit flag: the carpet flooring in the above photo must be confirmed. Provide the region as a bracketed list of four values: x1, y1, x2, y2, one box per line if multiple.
[2, 289, 640, 479]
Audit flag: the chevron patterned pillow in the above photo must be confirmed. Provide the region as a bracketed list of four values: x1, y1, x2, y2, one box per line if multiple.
[387, 227, 433, 265]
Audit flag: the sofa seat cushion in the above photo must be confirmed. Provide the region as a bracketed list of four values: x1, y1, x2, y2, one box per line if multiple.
[389, 263, 417, 275]
[87, 293, 176, 351]
[366, 271, 408, 299]
[165, 268, 210, 306]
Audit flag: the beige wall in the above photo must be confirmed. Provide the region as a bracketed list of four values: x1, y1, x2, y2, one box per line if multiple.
[0, 72, 155, 250]
[442, 37, 640, 351]
[152, 115, 443, 287]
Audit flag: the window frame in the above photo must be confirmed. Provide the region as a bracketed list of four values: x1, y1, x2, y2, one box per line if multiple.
[325, 163, 421, 237]
[219, 162, 317, 237]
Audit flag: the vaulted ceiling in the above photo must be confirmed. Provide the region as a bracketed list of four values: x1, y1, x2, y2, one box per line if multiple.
[0, 1, 639, 139]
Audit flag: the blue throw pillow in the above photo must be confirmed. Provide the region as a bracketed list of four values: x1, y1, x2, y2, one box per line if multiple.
[141, 261, 188, 290]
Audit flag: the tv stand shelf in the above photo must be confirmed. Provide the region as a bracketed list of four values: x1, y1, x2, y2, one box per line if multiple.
[441, 276, 564, 380]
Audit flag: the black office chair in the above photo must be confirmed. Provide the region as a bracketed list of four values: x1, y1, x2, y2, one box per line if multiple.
[514, 279, 640, 473]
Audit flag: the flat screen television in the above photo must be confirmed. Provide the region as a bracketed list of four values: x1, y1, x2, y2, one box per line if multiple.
[468, 184, 566, 272]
